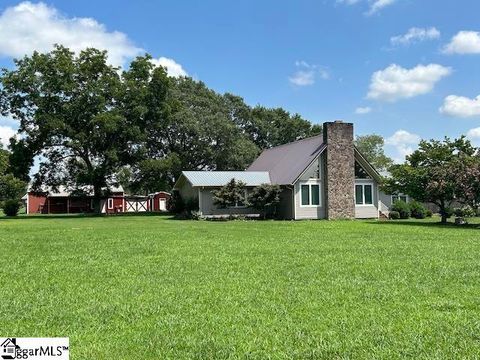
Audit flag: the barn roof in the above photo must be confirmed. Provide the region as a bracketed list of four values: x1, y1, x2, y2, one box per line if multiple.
[247, 135, 326, 185]
[177, 171, 270, 187]
[27, 185, 124, 197]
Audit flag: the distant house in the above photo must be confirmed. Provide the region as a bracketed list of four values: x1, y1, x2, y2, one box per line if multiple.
[174, 121, 397, 220]
[24, 186, 171, 214]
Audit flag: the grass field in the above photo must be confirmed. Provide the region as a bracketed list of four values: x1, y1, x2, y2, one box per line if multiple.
[1, 215, 480, 359]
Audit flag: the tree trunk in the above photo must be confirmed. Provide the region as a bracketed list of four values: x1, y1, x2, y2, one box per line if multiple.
[439, 200, 447, 224]
[93, 184, 102, 214]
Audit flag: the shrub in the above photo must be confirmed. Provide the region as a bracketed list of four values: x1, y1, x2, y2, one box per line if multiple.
[426, 209, 433, 218]
[454, 207, 464, 217]
[389, 211, 400, 220]
[169, 191, 185, 214]
[392, 200, 411, 219]
[454, 206, 476, 218]
[3, 199, 20, 216]
[248, 184, 281, 219]
[409, 201, 427, 219]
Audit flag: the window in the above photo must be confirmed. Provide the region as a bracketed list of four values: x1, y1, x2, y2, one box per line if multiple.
[107, 198, 114, 209]
[355, 184, 374, 205]
[300, 183, 321, 207]
[229, 190, 248, 208]
[355, 185, 363, 205]
[392, 194, 408, 203]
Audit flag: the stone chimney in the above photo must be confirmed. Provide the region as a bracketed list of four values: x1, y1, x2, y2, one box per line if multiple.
[323, 121, 355, 219]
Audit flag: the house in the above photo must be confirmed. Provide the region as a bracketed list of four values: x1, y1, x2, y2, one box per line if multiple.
[174, 121, 395, 220]
[1, 338, 19, 358]
[24, 186, 171, 214]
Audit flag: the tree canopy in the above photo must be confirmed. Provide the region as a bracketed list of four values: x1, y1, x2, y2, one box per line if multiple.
[1, 46, 322, 201]
[384, 137, 478, 223]
[355, 134, 393, 173]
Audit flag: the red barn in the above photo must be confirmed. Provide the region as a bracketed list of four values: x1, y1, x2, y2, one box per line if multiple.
[25, 185, 125, 214]
[24, 186, 171, 214]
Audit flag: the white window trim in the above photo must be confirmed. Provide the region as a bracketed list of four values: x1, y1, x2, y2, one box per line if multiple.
[228, 189, 249, 209]
[107, 198, 114, 210]
[355, 182, 374, 207]
[391, 194, 409, 204]
[299, 181, 322, 208]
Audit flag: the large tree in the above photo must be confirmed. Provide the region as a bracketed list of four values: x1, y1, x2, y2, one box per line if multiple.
[384, 137, 476, 223]
[452, 152, 480, 211]
[0, 46, 152, 211]
[355, 134, 393, 173]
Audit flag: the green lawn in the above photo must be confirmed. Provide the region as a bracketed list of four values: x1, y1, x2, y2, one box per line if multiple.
[1, 215, 480, 359]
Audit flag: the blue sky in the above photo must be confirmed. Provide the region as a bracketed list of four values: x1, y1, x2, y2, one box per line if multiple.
[0, 0, 480, 162]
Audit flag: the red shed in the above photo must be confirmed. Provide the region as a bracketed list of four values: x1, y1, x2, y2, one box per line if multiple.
[149, 191, 171, 212]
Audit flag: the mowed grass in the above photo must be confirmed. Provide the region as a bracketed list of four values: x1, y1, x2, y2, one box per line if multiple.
[1, 215, 480, 359]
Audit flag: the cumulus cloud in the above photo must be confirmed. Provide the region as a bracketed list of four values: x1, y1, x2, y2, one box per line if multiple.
[151, 57, 188, 78]
[0, 1, 188, 74]
[443, 31, 480, 55]
[386, 130, 421, 162]
[390, 27, 440, 46]
[355, 106, 372, 114]
[367, 64, 451, 102]
[439, 95, 480, 118]
[0, 125, 16, 149]
[0, 1, 142, 67]
[289, 61, 329, 86]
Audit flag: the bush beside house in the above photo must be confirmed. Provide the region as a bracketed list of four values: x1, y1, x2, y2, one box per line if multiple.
[3, 199, 21, 216]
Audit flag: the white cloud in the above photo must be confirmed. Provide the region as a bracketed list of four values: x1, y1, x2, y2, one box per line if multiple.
[355, 106, 372, 114]
[289, 61, 329, 86]
[0, 125, 16, 149]
[367, 64, 451, 102]
[443, 31, 480, 55]
[0, 1, 143, 67]
[467, 127, 480, 146]
[366, 0, 396, 15]
[150, 57, 188, 78]
[386, 130, 421, 162]
[467, 127, 480, 139]
[337, 0, 396, 15]
[439, 95, 480, 118]
[391, 27, 440, 46]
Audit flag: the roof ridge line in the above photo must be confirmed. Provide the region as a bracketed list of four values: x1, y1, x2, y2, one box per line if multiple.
[261, 134, 323, 152]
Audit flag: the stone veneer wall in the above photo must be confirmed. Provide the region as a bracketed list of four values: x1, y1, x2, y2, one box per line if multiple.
[323, 121, 355, 219]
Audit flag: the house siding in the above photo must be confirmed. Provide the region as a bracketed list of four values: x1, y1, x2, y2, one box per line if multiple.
[354, 179, 379, 219]
[293, 154, 326, 220]
[199, 188, 258, 216]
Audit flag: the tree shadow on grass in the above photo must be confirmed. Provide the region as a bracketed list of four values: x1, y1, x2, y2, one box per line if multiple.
[0, 212, 174, 221]
[369, 219, 480, 230]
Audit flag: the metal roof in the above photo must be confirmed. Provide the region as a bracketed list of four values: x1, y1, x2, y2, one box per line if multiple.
[179, 171, 270, 187]
[247, 135, 326, 185]
[26, 185, 124, 197]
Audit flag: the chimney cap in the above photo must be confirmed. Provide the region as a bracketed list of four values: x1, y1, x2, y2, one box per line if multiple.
[334, 120, 344, 123]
